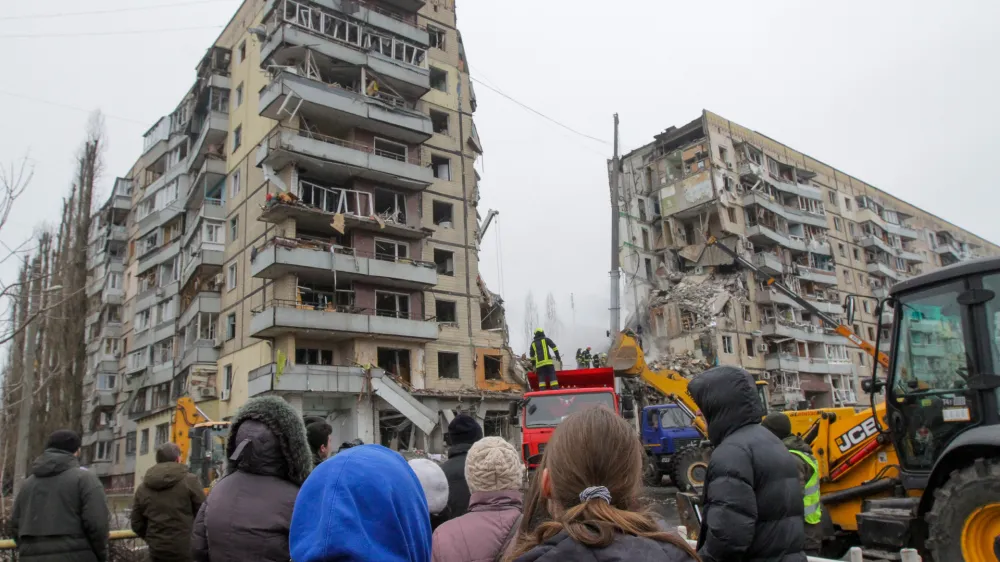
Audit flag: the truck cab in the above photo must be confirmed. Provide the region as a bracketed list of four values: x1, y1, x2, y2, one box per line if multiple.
[641, 404, 700, 485]
[515, 367, 620, 469]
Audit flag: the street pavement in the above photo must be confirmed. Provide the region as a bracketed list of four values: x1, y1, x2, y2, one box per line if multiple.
[641, 484, 682, 531]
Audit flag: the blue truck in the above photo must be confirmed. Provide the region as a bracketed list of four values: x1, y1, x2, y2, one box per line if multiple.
[641, 404, 701, 486]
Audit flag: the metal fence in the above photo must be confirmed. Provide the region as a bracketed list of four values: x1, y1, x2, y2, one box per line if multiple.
[0, 531, 145, 561]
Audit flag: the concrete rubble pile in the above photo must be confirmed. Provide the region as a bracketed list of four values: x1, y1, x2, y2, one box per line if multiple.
[650, 272, 748, 329]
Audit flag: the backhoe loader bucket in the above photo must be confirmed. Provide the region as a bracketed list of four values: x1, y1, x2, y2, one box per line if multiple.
[608, 332, 643, 376]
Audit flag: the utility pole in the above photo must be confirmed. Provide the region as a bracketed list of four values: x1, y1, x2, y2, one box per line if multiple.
[609, 113, 621, 338]
[13, 261, 42, 497]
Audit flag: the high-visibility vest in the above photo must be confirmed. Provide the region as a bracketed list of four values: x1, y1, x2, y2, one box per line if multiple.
[531, 338, 555, 368]
[789, 449, 822, 524]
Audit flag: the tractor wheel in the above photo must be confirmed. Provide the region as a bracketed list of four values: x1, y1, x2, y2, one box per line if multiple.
[671, 444, 712, 492]
[925, 458, 1000, 562]
[644, 458, 664, 487]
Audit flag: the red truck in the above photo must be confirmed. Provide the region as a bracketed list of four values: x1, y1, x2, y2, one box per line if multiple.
[512, 367, 629, 469]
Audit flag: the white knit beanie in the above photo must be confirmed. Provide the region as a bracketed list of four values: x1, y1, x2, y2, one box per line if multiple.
[408, 458, 449, 515]
[464, 436, 524, 493]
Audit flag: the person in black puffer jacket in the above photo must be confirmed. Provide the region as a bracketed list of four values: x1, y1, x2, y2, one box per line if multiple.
[440, 414, 482, 518]
[509, 407, 697, 562]
[690, 366, 806, 562]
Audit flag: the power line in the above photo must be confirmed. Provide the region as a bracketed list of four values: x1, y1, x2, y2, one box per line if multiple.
[0, 0, 235, 20]
[0, 25, 222, 39]
[0, 90, 146, 125]
[468, 75, 611, 146]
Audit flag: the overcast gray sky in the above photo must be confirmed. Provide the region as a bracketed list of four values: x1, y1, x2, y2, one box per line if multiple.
[2, 0, 998, 356]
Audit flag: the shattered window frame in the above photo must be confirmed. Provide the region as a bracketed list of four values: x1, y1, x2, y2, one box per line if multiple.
[722, 335, 734, 354]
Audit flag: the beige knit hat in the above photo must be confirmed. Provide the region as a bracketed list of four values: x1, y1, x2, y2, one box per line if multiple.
[464, 436, 524, 493]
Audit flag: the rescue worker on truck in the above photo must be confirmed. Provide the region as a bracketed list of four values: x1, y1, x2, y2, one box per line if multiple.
[529, 328, 561, 389]
[575, 348, 585, 369]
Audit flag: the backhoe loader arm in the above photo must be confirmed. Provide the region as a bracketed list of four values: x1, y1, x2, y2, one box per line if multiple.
[173, 396, 210, 464]
[609, 332, 708, 437]
[703, 236, 890, 369]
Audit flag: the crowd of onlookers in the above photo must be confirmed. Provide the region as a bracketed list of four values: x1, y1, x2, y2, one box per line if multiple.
[8, 366, 818, 562]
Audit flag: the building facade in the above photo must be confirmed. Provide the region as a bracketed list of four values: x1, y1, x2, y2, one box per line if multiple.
[618, 110, 999, 410]
[79, 0, 520, 492]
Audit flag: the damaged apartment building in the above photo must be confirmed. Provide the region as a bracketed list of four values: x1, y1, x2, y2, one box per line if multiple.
[617, 110, 999, 410]
[80, 0, 522, 492]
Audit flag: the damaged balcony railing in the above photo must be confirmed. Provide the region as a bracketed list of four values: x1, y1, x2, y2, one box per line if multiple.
[281, 126, 422, 165]
[262, 236, 434, 269]
[252, 298, 435, 322]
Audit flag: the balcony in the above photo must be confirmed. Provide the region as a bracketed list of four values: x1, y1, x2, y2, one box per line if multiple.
[910, 342, 946, 356]
[804, 296, 844, 316]
[757, 288, 802, 309]
[248, 361, 437, 434]
[92, 390, 116, 408]
[746, 224, 792, 248]
[259, 183, 431, 239]
[252, 238, 437, 289]
[260, 71, 432, 144]
[102, 286, 124, 306]
[743, 193, 827, 229]
[761, 319, 841, 344]
[250, 299, 439, 341]
[769, 177, 823, 201]
[857, 209, 919, 240]
[137, 239, 181, 275]
[188, 112, 229, 173]
[188, 158, 227, 210]
[795, 265, 838, 285]
[261, 10, 430, 97]
[753, 252, 784, 275]
[112, 192, 131, 212]
[256, 127, 433, 191]
[182, 241, 225, 289]
[179, 340, 220, 373]
[179, 292, 221, 332]
[764, 354, 853, 375]
[866, 261, 902, 281]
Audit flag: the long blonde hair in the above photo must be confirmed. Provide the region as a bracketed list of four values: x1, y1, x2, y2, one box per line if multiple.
[508, 407, 698, 560]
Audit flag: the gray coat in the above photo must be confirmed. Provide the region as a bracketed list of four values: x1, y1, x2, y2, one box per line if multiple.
[514, 531, 695, 562]
[191, 396, 312, 562]
[9, 449, 110, 562]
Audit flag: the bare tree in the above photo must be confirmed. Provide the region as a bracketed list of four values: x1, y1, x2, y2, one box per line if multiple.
[523, 292, 540, 349]
[544, 292, 561, 341]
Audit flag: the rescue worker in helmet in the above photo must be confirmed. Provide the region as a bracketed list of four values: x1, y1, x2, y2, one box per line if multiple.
[591, 352, 602, 368]
[575, 348, 586, 369]
[529, 328, 561, 389]
[580, 346, 592, 368]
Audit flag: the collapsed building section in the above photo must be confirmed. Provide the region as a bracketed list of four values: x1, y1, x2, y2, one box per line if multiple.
[617, 110, 999, 411]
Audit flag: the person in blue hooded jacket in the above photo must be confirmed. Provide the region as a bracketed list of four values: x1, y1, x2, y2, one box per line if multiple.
[290, 444, 432, 562]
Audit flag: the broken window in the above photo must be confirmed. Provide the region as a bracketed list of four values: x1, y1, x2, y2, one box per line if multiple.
[743, 305, 752, 322]
[867, 326, 875, 340]
[295, 348, 334, 366]
[722, 335, 734, 354]
[481, 302, 505, 331]
[438, 352, 459, 379]
[641, 229, 650, 250]
[833, 217, 842, 232]
[375, 291, 410, 319]
[377, 348, 411, 384]
[644, 258, 653, 279]
[727, 207, 737, 224]
[430, 110, 449, 135]
[718, 146, 728, 164]
[226, 313, 236, 340]
[484, 355, 502, 381]
[434, 249, 454, 276]
[828, 190, 836, 204]
[237, 40, 246, 64]
[848, 222, 856, 236]
[374, 189, 407, 223]
[436, 300, 457, 323]
[374, 138, 407, 162]
[839, 243, 846, 258]
[746, 338, 755, 358]
[680, 311, 695, 331]
[235, 83, 244, 108]
[433, 200, 454, 227]
[232, 125, 242, 151]
[375, 239, 408, 261]
[844, 197, 852, 211]
[428, 26, 446, 50]
[430, 67, 447, 91]
[432, 155, 451, 180]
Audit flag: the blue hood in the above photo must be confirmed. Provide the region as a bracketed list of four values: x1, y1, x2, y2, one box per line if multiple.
[290, 444, 432, 562]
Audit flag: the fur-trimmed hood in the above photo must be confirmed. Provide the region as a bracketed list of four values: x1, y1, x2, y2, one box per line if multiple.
[226, 396, 312, 486]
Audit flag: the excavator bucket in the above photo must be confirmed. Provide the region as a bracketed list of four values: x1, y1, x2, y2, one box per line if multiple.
[608, 332, 642, 376]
